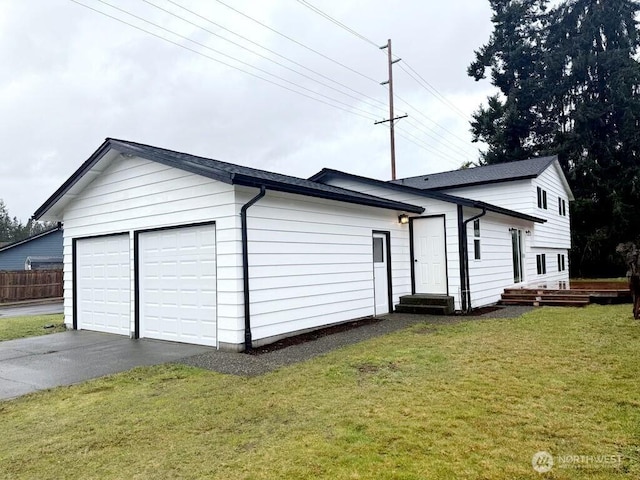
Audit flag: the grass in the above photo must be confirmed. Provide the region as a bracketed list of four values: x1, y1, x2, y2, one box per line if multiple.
[0, 314, 66, 341]
[1, 305, 639, 479]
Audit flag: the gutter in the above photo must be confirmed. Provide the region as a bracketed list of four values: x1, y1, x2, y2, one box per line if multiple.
[241, 186, 266, 353]
[458, 206, 487, 313]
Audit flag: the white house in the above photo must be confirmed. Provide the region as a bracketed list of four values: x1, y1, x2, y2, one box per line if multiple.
[34, 139, 573, 351]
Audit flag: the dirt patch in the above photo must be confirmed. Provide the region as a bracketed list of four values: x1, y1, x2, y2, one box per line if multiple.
[248, 317, 383, 355]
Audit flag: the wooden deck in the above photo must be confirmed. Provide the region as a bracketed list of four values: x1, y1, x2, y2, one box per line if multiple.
[500, 281, 631, 307]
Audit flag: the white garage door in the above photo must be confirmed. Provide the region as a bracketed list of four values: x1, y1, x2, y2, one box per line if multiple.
[76, 234, 131, 335]
[138, 224, 217, 346]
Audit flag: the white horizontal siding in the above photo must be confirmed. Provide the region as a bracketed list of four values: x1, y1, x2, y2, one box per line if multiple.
[62, 155, 242, 345]
[239, 187, 409, 342]
[467, 213, 533, 307]
[530, 163, 571, 250]
[526, 248, 570, 286]
[444, 179, 534, 215]
[441, 163, 572, 252]
[323, 178, 463, 308]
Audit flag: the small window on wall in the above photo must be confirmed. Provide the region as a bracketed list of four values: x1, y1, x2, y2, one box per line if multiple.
[537, 187, 547, 209]
[537, 254, 547, 274]
[557, 254, 566, 271]
[473, 219, 481, 260]
[558, 197, 567, 216]
[373, 237, 384, 263]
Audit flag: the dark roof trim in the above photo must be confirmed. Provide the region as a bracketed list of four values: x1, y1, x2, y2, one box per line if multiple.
[231, 173, 423, 213]
[34, 139, 424, 220]
[0, 226, 62, 253]
[419, 175, 538, 191]
[310, 168, 546, 224]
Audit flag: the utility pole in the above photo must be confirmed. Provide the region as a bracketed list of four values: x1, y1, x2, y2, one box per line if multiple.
[375, 39, 407, 180]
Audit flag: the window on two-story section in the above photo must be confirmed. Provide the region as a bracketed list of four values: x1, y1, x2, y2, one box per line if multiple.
[558, 197, 567, 216]
[473, 219, 481, 260]
[557, 254, 566, 271]
[537, 187, 547, 209]
[537, 254, 547, 274]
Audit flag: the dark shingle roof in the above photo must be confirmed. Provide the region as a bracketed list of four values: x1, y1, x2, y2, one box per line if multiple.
[391, 156, 558, 190]
[33, 139, 424, 220]
[309, 169, 546, 224]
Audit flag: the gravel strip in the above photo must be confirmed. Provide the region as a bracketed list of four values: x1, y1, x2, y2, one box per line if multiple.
[176, 305, 535, 376]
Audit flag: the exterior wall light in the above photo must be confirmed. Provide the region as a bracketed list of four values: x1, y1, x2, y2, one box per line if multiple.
[398, 214, 409, 224]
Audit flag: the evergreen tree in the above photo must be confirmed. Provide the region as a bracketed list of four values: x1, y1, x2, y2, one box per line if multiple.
[0, 199, 54, 244]
[470, 0, 640, 276]
[468, 0, 550, 163]
[546, 0, 640, 276]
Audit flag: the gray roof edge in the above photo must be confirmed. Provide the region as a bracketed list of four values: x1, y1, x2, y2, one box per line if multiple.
[35, 140, 424, 221]
[311, 168, 546, 223]
[0, 226, 62, 253]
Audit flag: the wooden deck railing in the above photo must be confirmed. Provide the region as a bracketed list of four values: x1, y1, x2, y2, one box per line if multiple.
[0, 270, 63, 303]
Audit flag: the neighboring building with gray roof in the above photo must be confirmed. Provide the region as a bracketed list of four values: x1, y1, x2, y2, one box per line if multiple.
[0, 227, 62, 271]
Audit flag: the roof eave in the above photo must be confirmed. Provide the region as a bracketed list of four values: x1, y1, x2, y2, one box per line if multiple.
[232, 174, 424, 214]
[0, 226, 62, 253]
[312, 169, 545, 223]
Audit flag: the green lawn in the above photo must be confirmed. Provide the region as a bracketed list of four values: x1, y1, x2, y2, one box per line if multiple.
[0, 314, 66, 341]
[1, 305, 639, 479]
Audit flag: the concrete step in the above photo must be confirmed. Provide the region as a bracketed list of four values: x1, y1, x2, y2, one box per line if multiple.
[395, 304, 453, 315]
[398, 294, 454, 308]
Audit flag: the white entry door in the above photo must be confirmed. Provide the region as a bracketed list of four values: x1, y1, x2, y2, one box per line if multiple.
[138, 224, 217, 346]
[76, 234, 131, 335]
[413, 217, 447, 294]
[372, 233, 389, 315]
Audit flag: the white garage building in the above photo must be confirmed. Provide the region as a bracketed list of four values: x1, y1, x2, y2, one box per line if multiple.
[34, 138, 570, 351]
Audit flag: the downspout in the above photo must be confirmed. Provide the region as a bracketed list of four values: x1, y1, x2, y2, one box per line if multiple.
[241, 186, 266, 353]
[458, 206, 487, 313]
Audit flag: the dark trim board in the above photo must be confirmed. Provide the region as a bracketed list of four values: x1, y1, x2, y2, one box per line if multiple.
[409, 214, 449, 296]
[133, 220, 217, 343]
[71, 238, 77, 330]
[372, 230, 393, 313]
[72, 231, 130, 332]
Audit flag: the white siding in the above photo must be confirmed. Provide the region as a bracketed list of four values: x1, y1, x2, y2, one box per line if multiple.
[62, 155, 241, 346]
[445, 179, 534, 215]
[526, 248, 570, 287]
[238, 187, 408, 343]
[530, 163, 571, 249]
[321, 179, 463, 309]
[442, 162, 571, 251]
[466, 213, 534, 307]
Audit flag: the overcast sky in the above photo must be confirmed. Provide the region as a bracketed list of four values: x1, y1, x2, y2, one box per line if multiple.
[0, 0, 496, 222]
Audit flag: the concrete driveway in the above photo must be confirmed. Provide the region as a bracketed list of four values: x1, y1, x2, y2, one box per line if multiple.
[0, 301, 64, 318]
[0, 331, 214, 400]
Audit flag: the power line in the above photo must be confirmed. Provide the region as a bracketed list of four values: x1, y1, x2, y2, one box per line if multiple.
[211, 0, 380, 84]
[392, 91, 478, 151]
[398, 62, 472, 122]
[69, 0, 379, 121]
[295, 0, 379, 48]
[291, 1, 477, 150]
[148, 0, 390, 113]
[395, 128, 466, 168]
[88, 0, 382, 119]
